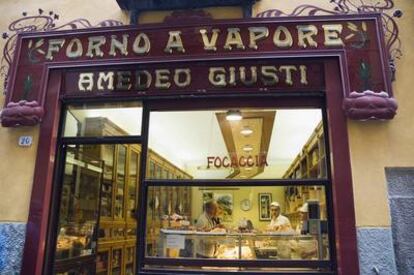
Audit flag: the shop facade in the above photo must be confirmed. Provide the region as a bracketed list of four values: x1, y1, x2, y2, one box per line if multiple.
[0, 1, 413, 275]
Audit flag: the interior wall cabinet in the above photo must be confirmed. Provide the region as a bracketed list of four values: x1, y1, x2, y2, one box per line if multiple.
[282, 122, 327, 227]
[82, 117, 192, 271]
[145, 149, 193, 257]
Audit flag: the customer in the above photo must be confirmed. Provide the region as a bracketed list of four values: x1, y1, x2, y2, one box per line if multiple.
[267, 201, 292, 232]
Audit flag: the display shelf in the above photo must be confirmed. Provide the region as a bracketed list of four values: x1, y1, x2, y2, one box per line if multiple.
[282, 121, 327, 229]
[79, 117, 193, 274]
[283, 121, 325, 180]
[96, 247, 110, 275]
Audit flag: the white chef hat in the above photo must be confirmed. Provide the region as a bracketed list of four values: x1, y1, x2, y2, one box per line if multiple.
[298, 203, 309, 213]
[270, 201, 280, 208]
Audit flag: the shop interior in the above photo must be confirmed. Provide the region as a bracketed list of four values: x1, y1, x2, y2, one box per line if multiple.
[53, 103, 330, 274]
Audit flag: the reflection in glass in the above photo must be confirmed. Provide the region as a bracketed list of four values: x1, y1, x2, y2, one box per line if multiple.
[63, 101, 143, 137]
[53, 144, 141, 275]
[54, 146, 102, 274]
[115, 145, 126, 219]
[101, 144, 114, 218]
[128, 150, 140, 219]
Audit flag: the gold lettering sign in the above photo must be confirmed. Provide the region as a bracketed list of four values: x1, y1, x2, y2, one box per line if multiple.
[45, 22, 368, 61]
[164, 31, 185, 53]
[75, 64, 312, 93]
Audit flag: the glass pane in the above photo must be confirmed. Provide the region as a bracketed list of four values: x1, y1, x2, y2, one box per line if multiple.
[54, 145, 103, 273]
[145, 185, 330, 267]
[96, 250, 109, 275]
[63, 101, 142, 137]
[115, 145, 126, 218]
[128, 150, 140, 219]
[53, 143, 141, 274]
[112, 248, 123, 275]
[147, 109, 326, 180]
[101, 144, 114, 218]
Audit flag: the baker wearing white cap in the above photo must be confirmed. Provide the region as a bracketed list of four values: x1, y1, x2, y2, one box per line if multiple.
[296, 203, 309, 234]
[267, 201, 292, 232]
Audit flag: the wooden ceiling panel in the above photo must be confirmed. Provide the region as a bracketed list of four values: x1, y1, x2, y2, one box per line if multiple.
[216, 110, 276, 179]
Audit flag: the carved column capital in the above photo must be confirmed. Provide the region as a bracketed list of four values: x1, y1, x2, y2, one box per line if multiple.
[343, 90, 398, 120]
[1, 100, 44, 127]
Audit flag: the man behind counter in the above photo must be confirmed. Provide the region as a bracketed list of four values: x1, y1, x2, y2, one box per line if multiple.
[196, 200, 224, 231]
[195, 200, 225, 258]
[267, 201, 292, 232]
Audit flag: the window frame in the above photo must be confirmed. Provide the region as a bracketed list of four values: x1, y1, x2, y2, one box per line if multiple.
[137, 94, 337, 273]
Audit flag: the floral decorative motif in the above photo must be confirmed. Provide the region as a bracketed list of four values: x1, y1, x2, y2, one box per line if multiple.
[1, 9, 123, 94]
[1, 100, 45, 127]
[343, 90, 398, 120]
[256, 0, 402, 80]
[257, 0, 401, 120]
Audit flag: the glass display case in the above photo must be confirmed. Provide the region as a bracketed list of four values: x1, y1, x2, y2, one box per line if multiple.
[124, 243, 136, 275]
[115, 145, 126, 219]
[155, 230, 329, 261]
[96, 248, 110, 275]
[101, 144, 115, 218]
[111, 247, 123, 275]
[127, 150, 140, 220]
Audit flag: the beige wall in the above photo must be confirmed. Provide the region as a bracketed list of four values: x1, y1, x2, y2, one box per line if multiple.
[0, 0, 127, 222]
[1, 0, 413, 231]
[347, 0, 414, 227]
[138, 7, 243, 24]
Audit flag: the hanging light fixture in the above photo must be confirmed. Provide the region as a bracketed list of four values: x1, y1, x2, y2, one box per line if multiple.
[226, 110, 242, 121]
[240, 126, 253, 136]
[243, 144, 253, 152]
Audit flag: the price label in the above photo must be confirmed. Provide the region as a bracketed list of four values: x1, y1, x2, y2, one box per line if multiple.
[166, 234, 185, 249]
[18, 136, 33, 147]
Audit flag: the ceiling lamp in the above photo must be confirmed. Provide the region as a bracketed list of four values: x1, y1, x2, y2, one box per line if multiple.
[240, 126, 253, 136]
[243, 144, 253, 152]
[226, 110, 242, 121]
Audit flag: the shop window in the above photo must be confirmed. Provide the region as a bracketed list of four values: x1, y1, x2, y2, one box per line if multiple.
[63, 101, 143, 137]
[51, 103, 333, 274]
[50, 100, 145, 275]
[146, 109, 326, 180]
[52, 136, 141, 274]
[142, 108, 333, 272]
[145, 185, 329, 261]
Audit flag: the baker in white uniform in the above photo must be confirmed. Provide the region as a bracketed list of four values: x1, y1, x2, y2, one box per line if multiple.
[267, 201, 292, 232]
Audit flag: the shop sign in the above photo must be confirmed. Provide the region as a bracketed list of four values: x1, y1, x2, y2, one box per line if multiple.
[33, 24, 346, 60]
[207, 154, 269, 169]
[63, 61, 324, 95]
[1, 14, 397, 126]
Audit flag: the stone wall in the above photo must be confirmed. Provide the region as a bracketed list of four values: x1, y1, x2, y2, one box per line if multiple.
[386, 168, 414, 275]
[0, 223, 26, 274]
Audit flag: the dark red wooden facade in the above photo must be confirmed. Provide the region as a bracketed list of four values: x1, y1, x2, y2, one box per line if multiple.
[0, 13, 398, 275]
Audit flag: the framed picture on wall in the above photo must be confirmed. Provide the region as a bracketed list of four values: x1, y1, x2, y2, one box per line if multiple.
[201, 191, 234, 222]
[259, 193, 272, 221]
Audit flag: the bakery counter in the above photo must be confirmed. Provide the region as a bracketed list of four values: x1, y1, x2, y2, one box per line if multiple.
[153, 229, 328, 260]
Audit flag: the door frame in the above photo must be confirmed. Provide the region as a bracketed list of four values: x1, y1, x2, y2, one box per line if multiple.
[20, 56, 359, 275]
